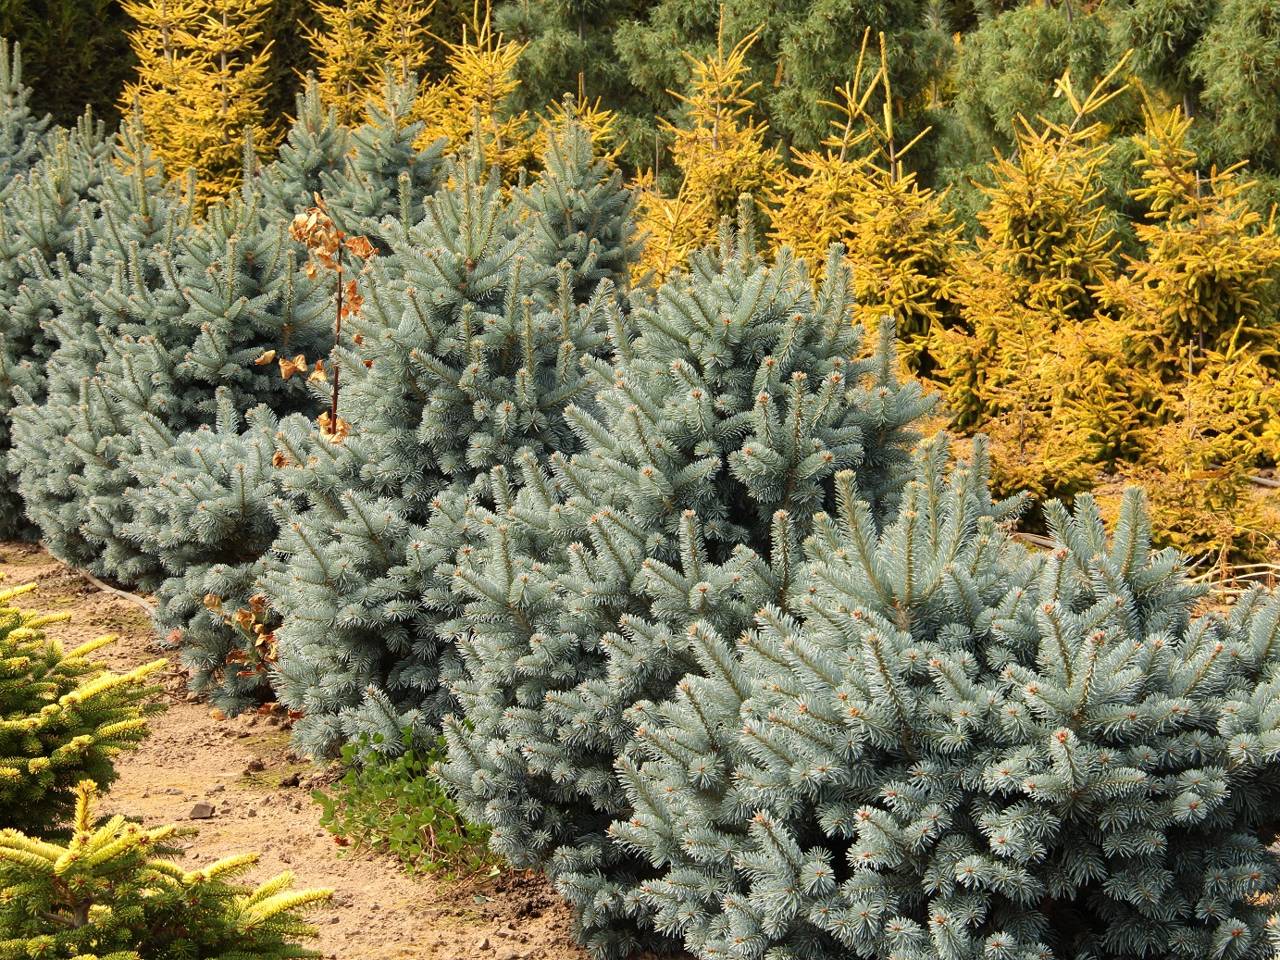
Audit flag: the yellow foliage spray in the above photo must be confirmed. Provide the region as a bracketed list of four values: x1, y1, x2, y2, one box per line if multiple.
[414, 5, 532, 175]
[929, 59, 1131, 499]
[120, 0, 275, 205]
[305, 0, 437, 125]
[636, 15, 782, 280]
[772, 30, 961, 370]
[1094, 99, 1280, 561]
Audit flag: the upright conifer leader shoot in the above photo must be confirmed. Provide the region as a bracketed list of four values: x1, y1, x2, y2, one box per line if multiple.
[0, 39, 47, 185]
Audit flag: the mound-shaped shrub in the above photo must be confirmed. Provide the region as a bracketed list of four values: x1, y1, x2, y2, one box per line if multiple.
[0, 112, 113, 536]
[613, 456, 1280, 960]
[8, 124, 195, 575]
[122, 394, 286, 714]
[102, 81, 445, 718]
[10, 78, 431, 590]
[439, 226, 933, 955]
[0, 582, 163, 833]
[261, 117, 638, 758]
[0, 779, 330, 959]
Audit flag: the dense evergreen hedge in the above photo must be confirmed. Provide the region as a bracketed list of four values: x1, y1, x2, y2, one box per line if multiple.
[3, 39, 1280, 960]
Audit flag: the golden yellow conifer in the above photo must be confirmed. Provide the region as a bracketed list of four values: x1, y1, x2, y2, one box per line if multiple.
[121, 0, 275, 205]
[939, 282, 1104, 499]
[772, 31, 961, 368]
[119, 0, 206, 170]
[931, 75, 1280, 560]
[1103, 103, 1280, 380]
[1101, 347, 1280, 563]
[967, 104, 1121, 320]
[930, 61, 1130, 498]
[636, 20, 781, 280]
[414, 9, 531, 175]
[372, 0, 437, 83]
[305, 0, 437, 125]
[1089, 102, 1280, 560]
[304, 1, 381, 124]
[665, 24, 779, 218]
[632, 172, 715, 281]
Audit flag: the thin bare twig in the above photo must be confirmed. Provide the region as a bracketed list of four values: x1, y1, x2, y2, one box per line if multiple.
[78, 569, 156, 614]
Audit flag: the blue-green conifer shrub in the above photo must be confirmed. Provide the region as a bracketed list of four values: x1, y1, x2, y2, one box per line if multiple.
[122, 394, 289, 713]
[440, 223, 934, 956]
[262, 116, 639, 759]
[611, 458, 1280, 960]
[8, 120, 194, 573]
[0, 114, 111, 536]
[0, 38, 49, 187]
[111, 85, 445, 711]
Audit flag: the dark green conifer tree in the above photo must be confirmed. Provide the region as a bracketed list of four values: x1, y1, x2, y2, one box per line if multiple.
[495, 0, 950, 171]
[1190, 0, 1280, 173]
[625, 1, 949, 154]
[495, 0, 653, 166]
[946, 1, 1280, 215]
[952, 5, 1116, 157]
[1117, 0, 1214, 116]
[0, 2, 134, 125]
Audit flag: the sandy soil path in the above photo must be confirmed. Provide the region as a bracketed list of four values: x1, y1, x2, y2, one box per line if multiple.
[2, 540, 591, 960]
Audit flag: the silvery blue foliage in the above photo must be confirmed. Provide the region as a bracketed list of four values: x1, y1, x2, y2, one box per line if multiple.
[440, 223, 934, 956]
